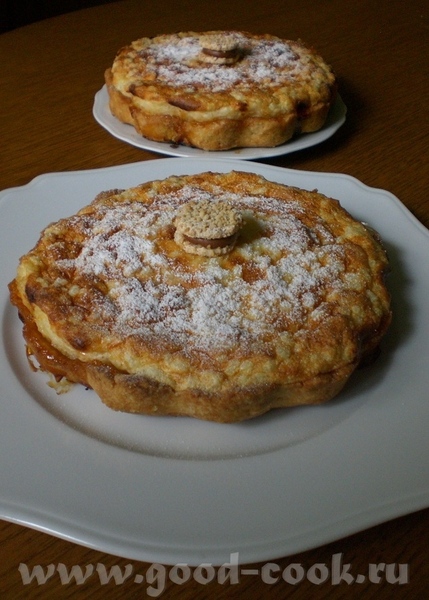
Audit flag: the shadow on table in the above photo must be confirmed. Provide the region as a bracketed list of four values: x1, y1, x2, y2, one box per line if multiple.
[0, 0, 121, 33]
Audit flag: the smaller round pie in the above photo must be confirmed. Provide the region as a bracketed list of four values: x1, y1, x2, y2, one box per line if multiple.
[104, 30, 338, 150]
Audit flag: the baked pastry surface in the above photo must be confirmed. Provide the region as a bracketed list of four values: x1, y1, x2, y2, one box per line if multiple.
[9, 171, 391, 422]
[105, 31, 337, 150]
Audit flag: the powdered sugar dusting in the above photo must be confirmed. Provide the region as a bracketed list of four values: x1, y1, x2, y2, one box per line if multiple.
[138, 33, 307, 92]
[54, 183, 348, 358]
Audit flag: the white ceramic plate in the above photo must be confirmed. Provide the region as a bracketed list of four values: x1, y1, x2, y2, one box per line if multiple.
[1, 158, 428, 566]
[93, 85, 346, 159]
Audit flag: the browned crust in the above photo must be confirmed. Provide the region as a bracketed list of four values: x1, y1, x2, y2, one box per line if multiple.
[104, 31, 337, 151]
[9, 171, 392, 423]
[106, 67, 298, 150]
[85, 363, 355, 422]
[10, 281, 356, 422]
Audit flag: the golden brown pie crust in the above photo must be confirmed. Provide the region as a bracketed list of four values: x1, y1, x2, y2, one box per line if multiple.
[9, 171, 392, 422]
[104, 31, 337, 151]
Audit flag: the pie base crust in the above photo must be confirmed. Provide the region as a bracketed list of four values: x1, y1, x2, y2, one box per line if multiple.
[9, 171, 391, 423]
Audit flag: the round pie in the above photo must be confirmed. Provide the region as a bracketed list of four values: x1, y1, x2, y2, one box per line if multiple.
[9, 171, 392, 423]
[104, 31, 337, 150]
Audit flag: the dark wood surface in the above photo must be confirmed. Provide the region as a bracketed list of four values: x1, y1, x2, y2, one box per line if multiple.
[1, 0, 428, 597]
[0, 0, 120, 33]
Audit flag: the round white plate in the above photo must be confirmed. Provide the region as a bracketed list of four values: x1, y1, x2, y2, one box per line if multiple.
[93, 85, 346, 159]
[1, 158, 429, 566]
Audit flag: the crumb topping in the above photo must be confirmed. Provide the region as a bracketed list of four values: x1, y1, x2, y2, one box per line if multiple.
[42, 180, 358, 360]
[131, 33, 320, 92]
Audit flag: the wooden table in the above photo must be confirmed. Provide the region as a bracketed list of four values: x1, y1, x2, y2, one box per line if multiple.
[1, 0, 428, 597]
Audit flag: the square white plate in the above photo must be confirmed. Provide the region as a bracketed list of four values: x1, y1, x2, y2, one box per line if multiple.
[1, 158, 428, 565]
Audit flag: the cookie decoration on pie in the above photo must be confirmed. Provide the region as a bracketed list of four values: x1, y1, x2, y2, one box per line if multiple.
[104, 31, 337, 150]
[198, 33, 241, 65]
[174, 199, 243, 256]
[9, 171, 391, 423]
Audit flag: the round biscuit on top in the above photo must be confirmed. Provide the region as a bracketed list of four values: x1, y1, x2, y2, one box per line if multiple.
[198, 33, 241, 64]
[174, 199, 243, 256]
